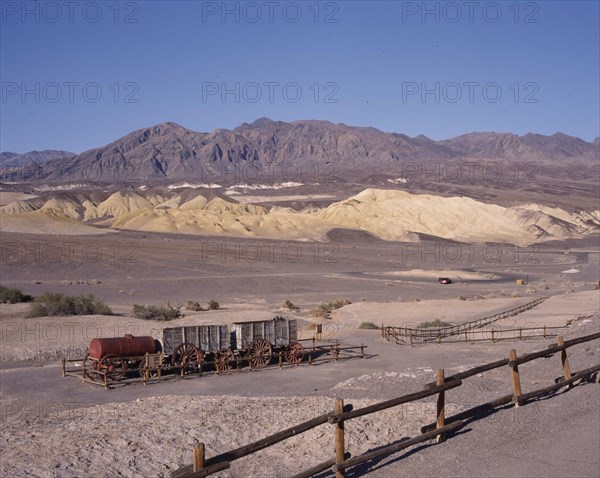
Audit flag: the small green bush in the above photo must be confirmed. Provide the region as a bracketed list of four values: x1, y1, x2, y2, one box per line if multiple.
[358, 321, 379, 330]
[132, 303, 181, 321]
[207, 299, 220, 310]
[282, 299, 299, 310]
[0, 285, 33, 304]
[417, 319, 453, 329]
[458, 295, 467, 301]
[310, 298, 352, 317]
[29, 292, 112, 317]
[185, 300, 204, 311]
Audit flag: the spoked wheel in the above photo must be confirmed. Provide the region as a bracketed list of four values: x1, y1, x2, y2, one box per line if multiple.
[138, 360, 158, 379]
[284, 341, 304, 364]
[215, 349, 235, 372]
[172, 343, 203, 374]
[83, 353, 100, 381]
[98, 353, 127, 382]
[248, 339, 272, 368]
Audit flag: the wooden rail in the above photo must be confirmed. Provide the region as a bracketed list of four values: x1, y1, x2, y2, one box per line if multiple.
[382, 297, 547, 344]
[172, 331, 600, 478]
[385, 325, 565, 346]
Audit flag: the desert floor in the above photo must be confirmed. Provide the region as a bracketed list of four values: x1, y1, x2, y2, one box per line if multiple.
[1, 230, 599, 477]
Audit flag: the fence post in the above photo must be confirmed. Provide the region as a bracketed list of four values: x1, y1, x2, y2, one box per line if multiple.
[436, 369, 446, 443]
[62, 358, 66, 377]
[360, 344, 364, 359]
[140, 353, 146, 382]
[556, 336, 572, 388]
[334, 398, 345, 478]
[193, 442, 205, 472]
[508, 349, 522, 406]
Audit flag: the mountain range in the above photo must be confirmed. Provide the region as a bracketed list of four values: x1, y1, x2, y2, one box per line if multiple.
[1, 119, 598, 184]
[0, 150, 75, 167]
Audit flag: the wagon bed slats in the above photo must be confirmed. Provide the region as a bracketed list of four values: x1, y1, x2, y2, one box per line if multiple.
[162, 325, 230, 354]
[231, 317, 297, 351]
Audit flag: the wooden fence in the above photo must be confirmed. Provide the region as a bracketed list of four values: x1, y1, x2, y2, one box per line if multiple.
[382, 296, 547, 344]
[384, 324, 566, 346]
[171, 331, 600, 478]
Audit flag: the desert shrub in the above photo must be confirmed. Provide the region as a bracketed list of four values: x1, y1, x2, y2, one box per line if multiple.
[310, 298, 352, 317]
[458, 295, 467, 301]
[417, 319, 453, 329]
[29, 292, 112, 317]
[282, 299, 299, 310]
[132, 303, 181, 321]
[207, 299, 220, 310]
[358, 321, 379, 330]
[185, 300, 204, 311]
[0, 285, 33, 304]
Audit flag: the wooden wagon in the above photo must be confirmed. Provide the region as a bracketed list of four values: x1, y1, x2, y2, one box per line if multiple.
[162, 324, 231, 372]
[82, 317, 304, 383]
[231, 316, 304, 368]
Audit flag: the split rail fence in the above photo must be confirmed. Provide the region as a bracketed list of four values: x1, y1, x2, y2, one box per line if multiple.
[382, 296, 548, 345]
[172, 331, 600, 478]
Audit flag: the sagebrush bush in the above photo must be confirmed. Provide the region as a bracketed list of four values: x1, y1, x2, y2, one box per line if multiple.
[310, 298, 352, 317]
[358, 321, 379, 330]
[207, 299, 220, 310]
[132, 303, 181, 321]
[282, 299, 299, 310]
[417, 319, 453, 329]
[29, 292, 112, 317]
[185, 300, 204, 311]
[0, 285, 33, 304]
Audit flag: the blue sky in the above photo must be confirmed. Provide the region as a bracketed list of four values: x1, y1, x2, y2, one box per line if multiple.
[1, 0, 599, 153]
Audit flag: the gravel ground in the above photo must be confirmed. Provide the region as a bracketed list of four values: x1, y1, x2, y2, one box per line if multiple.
[1, 319, 598, 478]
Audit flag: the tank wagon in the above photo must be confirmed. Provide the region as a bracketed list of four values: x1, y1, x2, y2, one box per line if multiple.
[83, 316, 303, 382]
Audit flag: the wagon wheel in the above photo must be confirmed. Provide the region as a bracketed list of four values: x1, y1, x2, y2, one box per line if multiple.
[138, 359, 158, 379]
[215, 349, 235, 372]
[83, 353, 99, 381]
[171, 343, 203, 374]
[248, 339, 272, 368]
[98, 353, 127, 381]
[284, 341, 304, 364]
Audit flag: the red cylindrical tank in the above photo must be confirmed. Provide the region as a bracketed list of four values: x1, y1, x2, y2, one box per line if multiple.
[88, 334, 157, 359]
